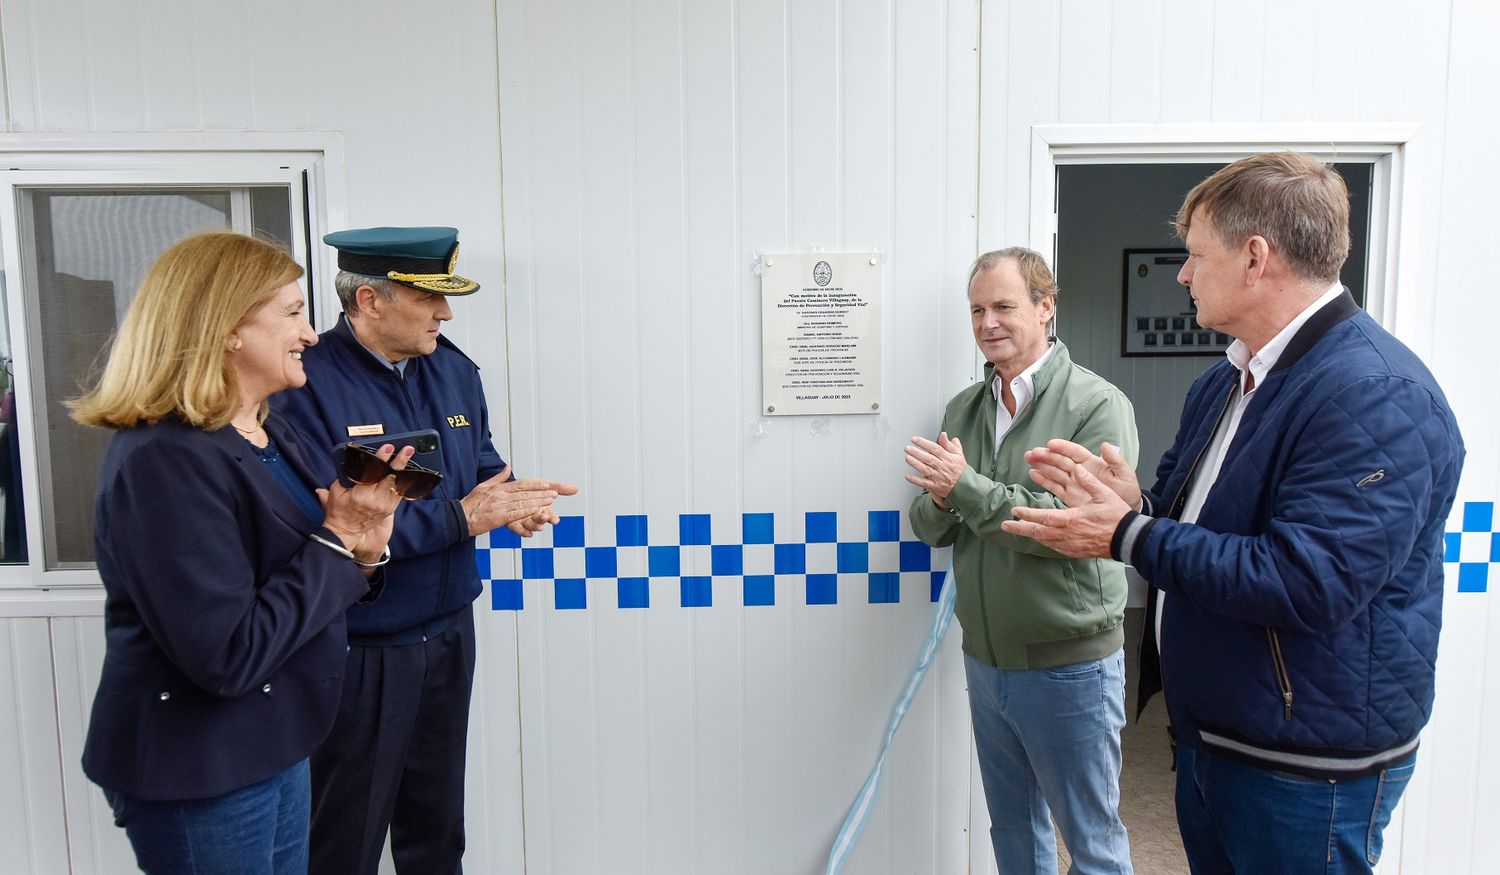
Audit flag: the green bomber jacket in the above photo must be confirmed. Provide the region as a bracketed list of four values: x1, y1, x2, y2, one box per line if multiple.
[909, 341, 1139, 670]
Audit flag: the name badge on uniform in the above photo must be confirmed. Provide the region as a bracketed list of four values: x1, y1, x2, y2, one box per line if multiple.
[346, 424, 385, 437]
[446, 414, 472, 428]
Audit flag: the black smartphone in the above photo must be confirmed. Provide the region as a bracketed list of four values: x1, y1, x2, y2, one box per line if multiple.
[348, 428, 445, 476]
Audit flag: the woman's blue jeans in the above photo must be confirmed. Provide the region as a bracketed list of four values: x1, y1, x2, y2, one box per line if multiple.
[1175, 744, 1415, 874]
[965, 650, 1133, 874]
[103, 759, 311, 875]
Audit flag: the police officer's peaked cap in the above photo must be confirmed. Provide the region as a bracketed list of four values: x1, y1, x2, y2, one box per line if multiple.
[324, 226, 479, 295]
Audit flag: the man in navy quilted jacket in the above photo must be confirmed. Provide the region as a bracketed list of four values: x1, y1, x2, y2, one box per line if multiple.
[1002, 151, 1464, 874]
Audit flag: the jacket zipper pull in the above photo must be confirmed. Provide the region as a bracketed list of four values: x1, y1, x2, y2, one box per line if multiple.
[1266, 626, 1295, 721]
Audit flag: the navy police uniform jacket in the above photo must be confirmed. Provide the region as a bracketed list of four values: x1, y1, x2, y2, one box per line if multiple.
[273, 315, 506, 642]
[82, 414, 372, 801]
[1123, 291, 1465, 777]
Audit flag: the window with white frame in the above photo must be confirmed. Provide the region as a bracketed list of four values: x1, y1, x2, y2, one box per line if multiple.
[0, 136, 341, 588]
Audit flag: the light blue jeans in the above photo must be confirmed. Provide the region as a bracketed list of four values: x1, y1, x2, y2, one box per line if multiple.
[965, 650, 1132, 874]
[1175, 744, 1415, 874]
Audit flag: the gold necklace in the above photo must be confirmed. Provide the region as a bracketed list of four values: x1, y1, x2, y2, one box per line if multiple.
[232, 420, 263, 435]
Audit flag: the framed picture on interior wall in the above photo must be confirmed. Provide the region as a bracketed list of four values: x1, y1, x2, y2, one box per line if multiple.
[1121, 248, 1228, 357]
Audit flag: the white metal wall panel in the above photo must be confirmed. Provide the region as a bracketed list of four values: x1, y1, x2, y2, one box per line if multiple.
[1058, 1, 1112, 123]
[1389, 5, 1468, 863]
[3, 0, 86, 130]
[1260, 0, 1328, 120]
[1158, 0, 1215, 121]
[139, 1, 201, 130]
[880, 0, 981, 869]
[465, 616, 527, 875]
[677, 0, 750, 858]
[191, 3, 256, 130]
[1107, 1, 1161, 123]
[0, 618, 69, 874]
[1206, 0, 1265, 121]
[981, 0, 1060, 257]
[496, 0, 980, 871]
[1401, 1, 1500, 869]
[244, 1, 312, 131]
[1351, 1, 1416, 122]
[50, 616, 135, 875]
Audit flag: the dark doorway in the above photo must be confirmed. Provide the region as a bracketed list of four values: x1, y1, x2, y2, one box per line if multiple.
[1050, 161, 1374, 874]
[1054, 162, 1372, 481]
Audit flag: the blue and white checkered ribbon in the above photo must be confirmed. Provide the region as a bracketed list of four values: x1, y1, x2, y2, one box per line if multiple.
[823, 565, 956, 874]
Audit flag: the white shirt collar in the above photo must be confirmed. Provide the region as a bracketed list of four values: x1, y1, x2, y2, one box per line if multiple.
[1225, 282, 1343, 389]
[991, 341, 1056, 406]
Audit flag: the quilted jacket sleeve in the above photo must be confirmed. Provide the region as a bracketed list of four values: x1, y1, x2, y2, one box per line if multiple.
[1128, 375, 1462, 634]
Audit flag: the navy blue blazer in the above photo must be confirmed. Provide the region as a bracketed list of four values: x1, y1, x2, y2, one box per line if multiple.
[82, 412, 372, 801]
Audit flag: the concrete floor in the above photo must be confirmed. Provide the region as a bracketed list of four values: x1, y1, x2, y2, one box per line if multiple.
[1052, 607, 1188, 874]
[1116, 641, 1188, 873]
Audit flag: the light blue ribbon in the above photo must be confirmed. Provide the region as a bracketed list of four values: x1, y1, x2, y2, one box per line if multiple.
[823, 565, 957, 874]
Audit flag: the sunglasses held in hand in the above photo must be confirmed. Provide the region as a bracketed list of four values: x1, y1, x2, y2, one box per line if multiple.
[340, 442, 443, 500]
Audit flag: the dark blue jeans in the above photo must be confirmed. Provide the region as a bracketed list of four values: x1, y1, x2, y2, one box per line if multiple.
[1175, 744, 1414, 874]
[104, 759, 310, 875]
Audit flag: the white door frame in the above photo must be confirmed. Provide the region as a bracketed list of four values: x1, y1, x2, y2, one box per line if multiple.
[1025, 123, 1426, 356]
[1023, 122, 1427, 875]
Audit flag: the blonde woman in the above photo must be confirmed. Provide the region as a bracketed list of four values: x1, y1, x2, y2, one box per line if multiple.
[71, 232, 556, 874]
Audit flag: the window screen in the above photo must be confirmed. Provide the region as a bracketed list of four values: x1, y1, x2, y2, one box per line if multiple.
[18, 186, 294, 568]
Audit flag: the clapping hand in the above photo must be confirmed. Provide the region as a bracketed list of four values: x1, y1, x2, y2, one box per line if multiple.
[1001, 452, 1131, 559]
[904, 432, 967, 509]
[461, 467, 578, 538]
[1022, 439, 1141, 508]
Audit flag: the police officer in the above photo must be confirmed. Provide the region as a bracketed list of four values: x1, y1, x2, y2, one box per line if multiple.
[275, 226, 577, 874]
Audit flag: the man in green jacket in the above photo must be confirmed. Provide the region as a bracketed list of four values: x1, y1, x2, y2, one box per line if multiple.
[905, 247, 1138, 874]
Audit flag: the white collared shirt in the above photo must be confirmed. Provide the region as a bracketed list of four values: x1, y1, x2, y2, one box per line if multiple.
[1156, 283, 1344, 649]
[992, 342, 1056, 451]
